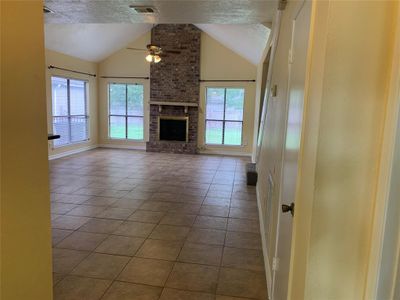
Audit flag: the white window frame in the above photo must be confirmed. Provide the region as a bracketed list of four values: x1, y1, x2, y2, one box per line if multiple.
[51, 76, 89, 148]
[204, 87, 245, 146]
[108, 82, 145, 141]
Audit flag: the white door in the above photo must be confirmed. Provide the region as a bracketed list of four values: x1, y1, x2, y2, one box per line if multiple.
[272, 1, 312, 299]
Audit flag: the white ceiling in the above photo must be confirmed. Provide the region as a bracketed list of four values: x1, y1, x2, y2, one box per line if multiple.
[44, 0, 275, 64]
[45, 24, 152, 62]
[44, 0, 278, 24]
[44, 23, 270, 64]
[197, 24, 270, 65]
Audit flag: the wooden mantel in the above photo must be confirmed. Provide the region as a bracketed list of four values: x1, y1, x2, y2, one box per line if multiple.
[149, 101, 198, 113]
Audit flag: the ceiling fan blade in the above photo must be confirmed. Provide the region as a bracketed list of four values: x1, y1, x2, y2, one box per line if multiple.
[126, 47, 147, 51]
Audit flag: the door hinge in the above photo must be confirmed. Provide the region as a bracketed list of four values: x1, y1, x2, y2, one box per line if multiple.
[272, 257, 280, 271]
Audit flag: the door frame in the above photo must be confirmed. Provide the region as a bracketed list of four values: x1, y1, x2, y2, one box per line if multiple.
[271, 1, 309, 299]
[365, 4, 400, 298]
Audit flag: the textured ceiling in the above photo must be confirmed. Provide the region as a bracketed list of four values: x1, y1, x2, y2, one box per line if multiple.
[45, 23, 270, 64]
[44, 0, 278, 24]
[45, 23, 152, 62]
[44, 1, 274, 63]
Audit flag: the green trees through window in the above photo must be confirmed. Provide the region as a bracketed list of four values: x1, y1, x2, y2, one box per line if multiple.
[205, 87, 244, 145]
[109, 83, 144, 140]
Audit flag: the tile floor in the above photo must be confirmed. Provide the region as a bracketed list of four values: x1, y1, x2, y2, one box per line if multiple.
[50, 149, 267, 300]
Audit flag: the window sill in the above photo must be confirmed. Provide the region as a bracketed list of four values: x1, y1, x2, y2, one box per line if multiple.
[52, 139, 90, 149]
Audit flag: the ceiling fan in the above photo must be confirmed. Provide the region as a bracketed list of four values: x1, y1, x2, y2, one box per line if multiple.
[127, 44, 181, 63]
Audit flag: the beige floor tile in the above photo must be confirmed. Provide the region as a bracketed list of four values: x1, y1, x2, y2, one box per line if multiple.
[166, 262, 219, 293]
[178, 242, 223, 266]
[230, 198, 258, 209]
[71, 253, 130, 279]
[128, 210, 165, 223]
[102, 282, 162, 300]
[216, 295, 250, 300]
[227, 218, 260, 233]
[53, 273, 65, 286]
[124, 190, 154, 200]
[187, 228, 226, 246]
[160, 213, 196, 226]
[113, 221, 156, 238]
[78, 218, 123, 234]
[139, 201, 174, 212]
[53, 194, 92, 204]
[136, 239, 183, 261]
[149, 224, 190, 241]
[159, 288, 215, 300]
[51, 203, 77, 214]
[95, 235, 144, 256]
[67, 205, 107, 217]
[222, 247, 265, 272]
[194, 216, 227, 230]
[57, 231, 108, 251]
[118, 257, 174, 286]
[96, 207, 135, 220]
[82, 196, 118, 206]
[217, 268, 267, 300]
[52, 229, 73, 246]
[111, 198, 144, 209]
[52, 215, 90, 230]
[53, 275, 111, 300]
[199, 205, 230, 218]
[169, 203, 201, 214]
[225, 231, 262, 250]
[229, 207, 259, 220]
[52, 248, 90, 274]
[203, 197, 230, 207]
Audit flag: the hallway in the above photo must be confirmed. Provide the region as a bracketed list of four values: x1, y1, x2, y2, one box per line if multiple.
[50, 149, 267, 300]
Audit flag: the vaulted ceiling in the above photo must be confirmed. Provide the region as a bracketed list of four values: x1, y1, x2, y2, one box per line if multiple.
[44, 0, 275, 64]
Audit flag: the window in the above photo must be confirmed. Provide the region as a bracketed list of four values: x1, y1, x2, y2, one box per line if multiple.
[51, 77, 89, 147]
[205, 87, 245, 145]
[108, 83, 144, 140]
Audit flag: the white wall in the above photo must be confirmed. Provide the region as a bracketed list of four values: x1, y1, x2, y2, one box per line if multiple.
[198, 33, 257, 156]
[97, 30, 258, 155]
[97, 32, 151, 149]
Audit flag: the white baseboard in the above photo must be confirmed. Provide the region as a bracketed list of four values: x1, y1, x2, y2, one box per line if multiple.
[48, 145, 98, 160]
[257, 187, 273, 300]
[198, 149, 252, 157]
[98, 144, 146, 151]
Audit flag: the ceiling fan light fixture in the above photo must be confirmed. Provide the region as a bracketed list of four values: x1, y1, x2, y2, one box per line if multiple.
[145, 54, 153, 62]
[154, 55, 161, 63]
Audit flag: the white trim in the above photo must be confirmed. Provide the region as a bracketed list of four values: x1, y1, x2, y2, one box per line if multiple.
[48, 144, 98, 160]
[98, 144, 146, 151]
[198, 149, 251, 157]
[257, 187, 273, 300]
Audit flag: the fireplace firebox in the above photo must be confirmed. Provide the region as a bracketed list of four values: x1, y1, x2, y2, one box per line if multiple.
[158, 116, 189, 142]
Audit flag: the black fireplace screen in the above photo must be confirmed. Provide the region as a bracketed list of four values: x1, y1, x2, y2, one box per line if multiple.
[159, 117, 188, 142]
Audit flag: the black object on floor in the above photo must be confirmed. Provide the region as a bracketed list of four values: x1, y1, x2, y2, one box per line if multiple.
[246, 163, 258, 186]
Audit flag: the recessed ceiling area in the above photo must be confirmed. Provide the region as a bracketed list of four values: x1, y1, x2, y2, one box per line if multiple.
[44, 0, 278, 24]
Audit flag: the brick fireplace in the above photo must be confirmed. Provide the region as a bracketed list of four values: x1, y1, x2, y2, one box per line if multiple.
[146, 24, 201, 154]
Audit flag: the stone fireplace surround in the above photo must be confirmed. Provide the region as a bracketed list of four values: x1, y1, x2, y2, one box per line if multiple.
[146, 24, 201, 154]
